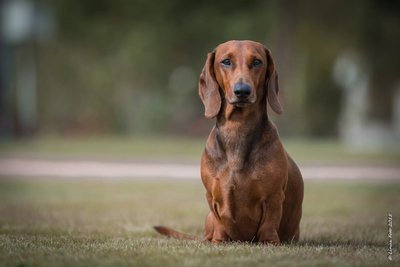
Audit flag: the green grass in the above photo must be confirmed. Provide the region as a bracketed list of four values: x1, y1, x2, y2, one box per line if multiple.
[0, 135, 399, 163]
[0, 136, 204, 161]
[0, 178, 399, 266]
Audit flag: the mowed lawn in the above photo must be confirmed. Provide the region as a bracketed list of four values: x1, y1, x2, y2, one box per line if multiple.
[0, 178, 398, 267]
[1, 136, 399, 163]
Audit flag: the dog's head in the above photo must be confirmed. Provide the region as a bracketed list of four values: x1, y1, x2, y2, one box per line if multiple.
[199, 40, 282, 118]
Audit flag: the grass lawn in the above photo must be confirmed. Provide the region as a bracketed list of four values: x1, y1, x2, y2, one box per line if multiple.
[0, 135, 399, 163]
[0, 178, 398, 266]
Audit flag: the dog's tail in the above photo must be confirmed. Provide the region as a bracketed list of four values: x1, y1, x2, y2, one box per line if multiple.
[153, 226, 199, 241]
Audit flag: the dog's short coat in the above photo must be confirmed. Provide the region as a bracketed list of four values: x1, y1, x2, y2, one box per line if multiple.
[155, 40, 304, 245]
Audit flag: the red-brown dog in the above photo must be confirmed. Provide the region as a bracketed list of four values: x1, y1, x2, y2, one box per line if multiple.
[155, 40, 303, 245]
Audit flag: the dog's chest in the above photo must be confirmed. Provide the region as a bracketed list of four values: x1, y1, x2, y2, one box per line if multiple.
[211, 165, 267, 240]
[215, 142, 271, 180]
[209, 152, 272, 216]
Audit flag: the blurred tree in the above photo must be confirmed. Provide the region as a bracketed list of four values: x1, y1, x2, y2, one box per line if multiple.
[37, 0, 277, 135]
[22, 0, 399, 137]
[359, 0, 400, 122]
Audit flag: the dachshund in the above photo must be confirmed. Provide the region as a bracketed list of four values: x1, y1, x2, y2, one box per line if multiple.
[155, 40, 303, 245]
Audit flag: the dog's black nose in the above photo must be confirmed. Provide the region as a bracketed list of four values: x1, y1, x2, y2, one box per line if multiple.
[234, 83, 251, 99]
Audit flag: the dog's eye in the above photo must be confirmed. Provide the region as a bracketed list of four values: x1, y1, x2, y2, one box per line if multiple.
[252, 59, 262, 67]
[221, 59, 232, 66]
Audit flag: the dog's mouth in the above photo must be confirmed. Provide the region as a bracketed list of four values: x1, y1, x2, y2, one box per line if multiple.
[230, 100, 253, 108]
[233, 101, 249, 108]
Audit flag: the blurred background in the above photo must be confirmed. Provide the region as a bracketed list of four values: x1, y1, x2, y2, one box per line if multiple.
[0, 0, 399, 156]
[0, 3, 399, 265]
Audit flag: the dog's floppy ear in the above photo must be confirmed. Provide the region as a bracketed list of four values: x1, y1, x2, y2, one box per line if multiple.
[199, 51, 221, 119]
[264, 48, 283, 115]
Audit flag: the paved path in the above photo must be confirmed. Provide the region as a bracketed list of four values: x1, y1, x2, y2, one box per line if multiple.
[0, 158, 399, 181]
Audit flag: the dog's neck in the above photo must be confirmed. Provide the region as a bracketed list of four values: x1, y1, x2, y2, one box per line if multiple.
[214, 100, 274, 170]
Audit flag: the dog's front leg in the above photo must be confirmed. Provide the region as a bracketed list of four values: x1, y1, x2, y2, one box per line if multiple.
[256, 191, 284, 245]
[203, 212, 229, 243]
